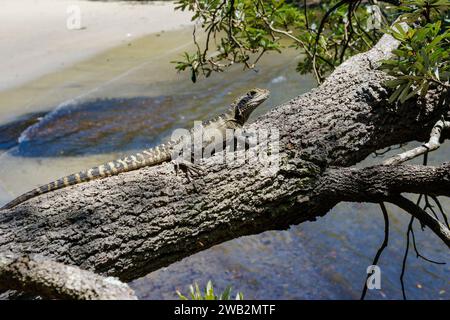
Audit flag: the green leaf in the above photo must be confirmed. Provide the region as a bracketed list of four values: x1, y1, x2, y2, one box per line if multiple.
[176, 280, 243, 300]
[388, 84, 405, 104]
[205, 280, 215, 300]
[195, 282, 202, 300]
[385, 79, 405, 87]
[189, 284, 196, 300]
[176, 290, 189, 300]
[392, 49, 408, 57]
[403, 84, 421, 101]
[398, 80, 414, 103]
[419, 80, 430, 97]
[220, 286, 232, 300]
[433, 66, 440, 81]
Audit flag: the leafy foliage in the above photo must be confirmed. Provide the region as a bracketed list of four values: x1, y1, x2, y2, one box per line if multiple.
[380, 1, 450, 103]
[173, 0, 384, 83]
[395, 0, 449, 23]
[176, 280, 244, 300]
[381, 21, 449, 103]
[174, 0, 449, 103]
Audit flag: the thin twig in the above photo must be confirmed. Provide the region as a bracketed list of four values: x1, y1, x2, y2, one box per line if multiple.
[361, 202, 389, 300]
[383, 120, 449, 165]
[424, 194, 439, 221]
[372, 143, 406, 158]
[400, 216, 412, 300]
[410, 226, 446, 265]
[429, 195, 449, 229]
[303, 0, 309, 31]
[339, 2, 356, 64]
[390, 196, 450, 248]
[312, 0, 350, 82]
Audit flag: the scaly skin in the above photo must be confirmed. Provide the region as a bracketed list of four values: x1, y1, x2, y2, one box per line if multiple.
[1, 88, 270, 210]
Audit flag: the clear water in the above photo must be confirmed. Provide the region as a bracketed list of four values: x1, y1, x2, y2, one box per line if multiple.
[0, 28, 448, 300]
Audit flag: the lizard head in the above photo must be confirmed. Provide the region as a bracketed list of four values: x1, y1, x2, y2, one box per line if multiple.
[232, 88, 270, 125]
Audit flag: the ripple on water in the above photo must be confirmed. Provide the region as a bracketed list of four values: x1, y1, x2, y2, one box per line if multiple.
[0, 112, 46, 153]
[8, 95, 212, 157]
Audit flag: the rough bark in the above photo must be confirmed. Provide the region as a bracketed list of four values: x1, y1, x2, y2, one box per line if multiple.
[0, 33, 448, 285]
[317, 163, 450, 247]
[0, 253, 137, 300]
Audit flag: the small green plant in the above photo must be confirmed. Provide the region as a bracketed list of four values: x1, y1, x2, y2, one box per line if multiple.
[176, 280, 244, 300]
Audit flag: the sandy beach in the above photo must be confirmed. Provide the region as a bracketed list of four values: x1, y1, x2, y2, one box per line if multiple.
[0, 0, 193, 91]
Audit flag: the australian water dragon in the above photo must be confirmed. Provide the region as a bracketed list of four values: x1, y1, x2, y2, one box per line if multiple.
[1, 88, 270, 209]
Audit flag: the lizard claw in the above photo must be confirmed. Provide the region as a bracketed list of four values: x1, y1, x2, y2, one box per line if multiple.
[172, 159, 204, 180]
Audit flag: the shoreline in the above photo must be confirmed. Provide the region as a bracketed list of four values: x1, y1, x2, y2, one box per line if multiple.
[0, 27, 196, 125]
[0, 0, 193, 92]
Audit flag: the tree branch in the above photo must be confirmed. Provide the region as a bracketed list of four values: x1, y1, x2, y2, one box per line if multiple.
[0, 33, 448, 285]
[319, 163, 450, 201]
[0, 253, 137, 300]
[318, 163, 450, 246]
[389, 196, 450, 248]
[384, 120, 450, 165]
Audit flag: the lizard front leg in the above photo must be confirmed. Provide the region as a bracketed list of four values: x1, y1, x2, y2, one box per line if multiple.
[172, 154, 204, 180]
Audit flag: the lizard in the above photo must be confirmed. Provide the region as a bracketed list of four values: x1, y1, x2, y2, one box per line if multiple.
[1, 88, 270, 210]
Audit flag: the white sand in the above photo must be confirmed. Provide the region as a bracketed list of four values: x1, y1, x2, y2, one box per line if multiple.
[0, 0, 193, 91]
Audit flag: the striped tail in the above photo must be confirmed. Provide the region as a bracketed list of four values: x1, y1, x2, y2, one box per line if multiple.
[1, 145, 172, 210]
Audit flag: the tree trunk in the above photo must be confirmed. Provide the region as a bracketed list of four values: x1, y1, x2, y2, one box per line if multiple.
[0, 33, 448, 285]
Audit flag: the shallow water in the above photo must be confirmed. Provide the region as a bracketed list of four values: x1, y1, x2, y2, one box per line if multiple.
[0, 28, 448, 300]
